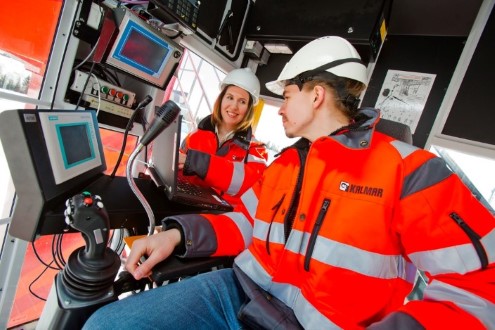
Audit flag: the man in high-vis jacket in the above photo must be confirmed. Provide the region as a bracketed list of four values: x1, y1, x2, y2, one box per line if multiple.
[84, 36, 495, 329]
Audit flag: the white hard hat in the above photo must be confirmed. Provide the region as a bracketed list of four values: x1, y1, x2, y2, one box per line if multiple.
[220, 68, 261, 105]
[265, 36, 368, 95]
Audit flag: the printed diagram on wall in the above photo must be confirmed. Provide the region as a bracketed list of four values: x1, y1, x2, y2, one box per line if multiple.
[375, 70, 436, 133]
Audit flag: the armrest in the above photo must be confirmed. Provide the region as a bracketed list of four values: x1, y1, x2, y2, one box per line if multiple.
[151, 256, 235, 285]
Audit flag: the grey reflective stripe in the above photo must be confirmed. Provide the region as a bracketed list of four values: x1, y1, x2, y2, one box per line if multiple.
[236, 250, 341, 329]
[226, 162, 244, 195]
[293, 291, 341, 329]
[240, 188, 258, 219]
[409, 228, 495, 275]
[424, 280, 495, 328]
[235, 249, 273, 289]
[311, 235, 401, 279]
[390, 140, 417, 159]
[485, 228, 495, 264]
[252, 219, 269, 241]
[270, 281, 341, 329]
[263, 226, 401, 279]
[286, 229, 310, 254]
[401, 157, 452, 199]
[405, 260, 418, 284]
[253, 220, 285, 244]
[247, 153, 266, 164]
[223, 212, 253, 248]
[268, 222, 285, 244]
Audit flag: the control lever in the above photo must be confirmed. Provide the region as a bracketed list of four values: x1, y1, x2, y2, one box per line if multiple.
[65, 191, 109, 260]
[37, 191, 121, 329]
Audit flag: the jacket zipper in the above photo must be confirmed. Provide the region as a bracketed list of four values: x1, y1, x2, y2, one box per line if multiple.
[450, 212, 488, 269]
[304, 199, 331, 271]
[266, 194, 285, 255]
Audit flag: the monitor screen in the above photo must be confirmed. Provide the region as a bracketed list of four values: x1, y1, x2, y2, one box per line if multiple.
[38, 111, 103, 185]
[106, 9, 183, 89]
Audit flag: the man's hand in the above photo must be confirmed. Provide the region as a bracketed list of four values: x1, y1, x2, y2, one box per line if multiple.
[125, 229, 182, 280]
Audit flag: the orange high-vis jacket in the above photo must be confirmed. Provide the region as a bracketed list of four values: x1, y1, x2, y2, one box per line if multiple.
[180, 115, 268, 209]
[164, 108, 495, 329]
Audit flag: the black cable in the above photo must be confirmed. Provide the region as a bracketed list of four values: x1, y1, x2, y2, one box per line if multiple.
[56, 233, 66, 267]
[31, 241, 60, 270]
[51, 235, 64, 270]
[110, 96, 153, 177]
[74, 60, 96, 110]
[28, 260, 56, 301]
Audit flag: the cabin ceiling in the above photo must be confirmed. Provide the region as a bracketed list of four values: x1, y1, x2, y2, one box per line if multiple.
[388, 0, 484, 36]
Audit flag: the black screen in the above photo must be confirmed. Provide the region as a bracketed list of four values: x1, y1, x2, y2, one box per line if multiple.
[59, 124, 93, 167]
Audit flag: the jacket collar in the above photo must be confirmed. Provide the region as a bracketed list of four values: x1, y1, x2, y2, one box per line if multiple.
[278, 108, 380, 155]
[198, 115, 252, 151]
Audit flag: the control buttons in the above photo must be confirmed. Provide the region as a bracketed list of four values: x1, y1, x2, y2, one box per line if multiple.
[83, 196, 93, 207]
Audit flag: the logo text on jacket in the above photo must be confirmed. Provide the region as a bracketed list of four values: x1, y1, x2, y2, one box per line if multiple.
[339, 181, 383, 197]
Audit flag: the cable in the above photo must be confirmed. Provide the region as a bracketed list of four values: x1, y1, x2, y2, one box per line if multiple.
[72, 36, 100, 72]
[90, 72, 102, 116]
[51, 234, 64, 270]
[74, 60, 96, 110]
[28, 260, 56, 301]
[31, 241, 60, 270]
[110, 95, 153, 178]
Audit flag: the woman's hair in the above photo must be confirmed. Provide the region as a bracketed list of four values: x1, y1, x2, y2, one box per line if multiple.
[303, 77, 366, 119]
[211, 84, 255, 132]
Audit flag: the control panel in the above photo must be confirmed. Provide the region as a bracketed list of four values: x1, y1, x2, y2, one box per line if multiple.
[149, 0, 200, 31]
[70, 70, 136, 118]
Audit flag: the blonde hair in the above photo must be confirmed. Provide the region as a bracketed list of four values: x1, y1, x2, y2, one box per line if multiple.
[211, 85, 255, 132]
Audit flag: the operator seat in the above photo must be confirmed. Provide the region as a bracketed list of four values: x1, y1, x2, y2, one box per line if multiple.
[150, 117, 414, 284]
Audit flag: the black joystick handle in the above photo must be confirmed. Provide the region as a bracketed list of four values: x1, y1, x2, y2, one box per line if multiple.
[64, 191, 110, 260]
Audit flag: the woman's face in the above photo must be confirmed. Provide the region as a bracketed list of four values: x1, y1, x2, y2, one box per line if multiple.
[220, 85, 250, 129]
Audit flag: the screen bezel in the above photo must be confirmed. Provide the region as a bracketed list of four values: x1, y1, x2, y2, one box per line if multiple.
[38, 111, 103, 185]
[105, 10, 183, 89]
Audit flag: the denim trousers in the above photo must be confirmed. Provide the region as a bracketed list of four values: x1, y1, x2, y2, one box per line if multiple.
[83, 268, 246, 330]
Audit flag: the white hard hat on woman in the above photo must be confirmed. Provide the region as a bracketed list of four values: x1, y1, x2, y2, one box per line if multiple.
[220, 68, 261, 105]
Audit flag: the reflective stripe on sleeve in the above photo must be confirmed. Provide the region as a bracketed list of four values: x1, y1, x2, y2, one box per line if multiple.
[409, 228, 495, 275]
[424, 280, 495, 328]
[240, 188, 258, 219]
[222, 212, 253, 249]
[390, 140, 417, 159]
[226, 162, 244, 195]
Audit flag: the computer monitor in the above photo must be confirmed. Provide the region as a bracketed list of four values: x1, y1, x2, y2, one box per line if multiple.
[0, 109, 106, 241]
[105, 8, 184, 89]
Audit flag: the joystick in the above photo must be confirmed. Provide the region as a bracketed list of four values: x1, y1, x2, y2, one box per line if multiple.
[64, 191, 110, 260]
[37, 191, 121, 329]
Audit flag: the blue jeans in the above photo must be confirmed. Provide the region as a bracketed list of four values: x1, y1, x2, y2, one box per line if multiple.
[83, 268, 246, 330]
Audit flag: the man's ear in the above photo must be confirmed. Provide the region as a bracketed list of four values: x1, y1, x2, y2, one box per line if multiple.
[313, 85, 325, 108]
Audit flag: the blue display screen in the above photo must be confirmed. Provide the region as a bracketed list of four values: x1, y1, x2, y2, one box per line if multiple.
[57, 123, 95, 169]
[113, 20, 171, 77]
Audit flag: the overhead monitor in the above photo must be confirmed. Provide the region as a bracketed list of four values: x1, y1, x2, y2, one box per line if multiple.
[105, 8, 184, 89]
[0, 109, 106, 241]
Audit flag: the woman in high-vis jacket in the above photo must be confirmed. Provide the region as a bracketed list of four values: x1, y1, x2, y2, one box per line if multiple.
[178, 68, 268, 209]
[85, 37, 495, 330]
